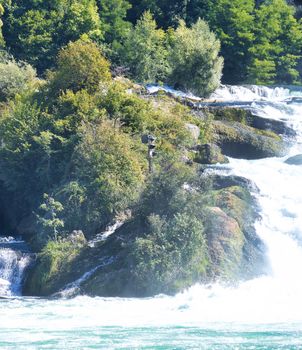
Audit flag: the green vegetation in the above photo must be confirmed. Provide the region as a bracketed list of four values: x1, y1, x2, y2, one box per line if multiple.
[248, 0, 302, 84]
[0, 40, 199, 246]
[0, 0, 296, 297]
[1, 0, 301, 86]
[120, 11, 169, 83]
[2, 0, 102, 72]
[0, 54, 37, 102]
[26, 239, 84, 295]
[168, 19, 223, 96]
[127, 0, 302, 85]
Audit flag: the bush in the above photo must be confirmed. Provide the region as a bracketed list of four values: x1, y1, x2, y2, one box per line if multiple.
[72, 120, 145, 234]
[129, 212, 208, 295]
[0, 55, 36, 101]
[168, 19, 223, 97]
[48, 38, 111, 95]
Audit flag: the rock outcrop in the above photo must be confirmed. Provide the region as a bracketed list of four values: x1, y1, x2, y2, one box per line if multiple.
[285, 154, 302, 165]
[212, 121, 285, 159]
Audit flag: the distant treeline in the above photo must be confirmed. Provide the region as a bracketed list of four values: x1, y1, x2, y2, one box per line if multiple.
[1, 0, 302, 87]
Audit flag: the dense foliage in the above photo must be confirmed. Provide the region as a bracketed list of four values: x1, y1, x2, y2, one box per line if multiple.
[1, 0, 301, 85]
[0, 40, 201, 245]
[127, 0, 302, 84]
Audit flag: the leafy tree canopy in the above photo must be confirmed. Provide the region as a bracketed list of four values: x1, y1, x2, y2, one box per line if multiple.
[2, 0, 102, 72]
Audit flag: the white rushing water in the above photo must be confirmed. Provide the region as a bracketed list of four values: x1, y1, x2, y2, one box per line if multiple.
[0, 237, 32, 297]
[1, 85, 302, 349]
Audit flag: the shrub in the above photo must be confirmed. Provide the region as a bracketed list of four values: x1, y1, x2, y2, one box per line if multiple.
[168, 19, 223, 97]
[129, 212, 208, 295]
[72, 120, 145, 234]
[48, 38, 111, 95]
[0, 55, 36, 101]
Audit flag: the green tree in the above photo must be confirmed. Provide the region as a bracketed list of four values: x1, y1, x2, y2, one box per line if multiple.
[0, 55, 37, 102]
[73, 121, 145, 234]
[248, 0, 302, 84]
[126, 163, 211, 295]
[37, 193, 64, 241]
[97, 0, 131, 43]
[130, 213, 207, 295]
[48, 38, 111, 95]
[2, 0, 102, 72]
[127, 0, 190, 28]
[189, 0, 255, 83]
[121, 11, 169, 83]
[168, 19, 223, 97]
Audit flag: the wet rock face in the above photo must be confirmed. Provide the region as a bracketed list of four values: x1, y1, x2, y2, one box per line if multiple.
[205, 206, 244, 279]
[206, 185, 266, 281]
[285, 154, 302, 165]
[248, 114, 296, 137]
[213, 121, 286, 159]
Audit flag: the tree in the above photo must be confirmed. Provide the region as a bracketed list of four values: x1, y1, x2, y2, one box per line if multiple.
[2, 0, 102, 72]
[121, 11, 169, 83]
[97, 0, 131, 43]
[248, 0, 302, 84]
[0, 54, 37, 101]
[127, 0, 190, 28]
[188, 0, 255, 83]
[48, 38, 111, 95]
[37, 193, 64, 242]
[168, 19, 223, 97]
[130, 212, 207, 295]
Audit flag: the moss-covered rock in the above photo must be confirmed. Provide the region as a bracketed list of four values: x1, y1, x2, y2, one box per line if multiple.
[212, 120, 285, 159]
[204, 206, 244, 279]
[207, 185, 266, 280]
[24, 239, 86, 296]
[194, 143, 229, 164]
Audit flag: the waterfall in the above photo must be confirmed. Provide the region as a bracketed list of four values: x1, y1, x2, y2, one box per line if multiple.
[0, 236, 32, 297]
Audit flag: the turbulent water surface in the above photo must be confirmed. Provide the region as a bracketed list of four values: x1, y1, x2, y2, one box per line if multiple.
[1, 85, 302, 349]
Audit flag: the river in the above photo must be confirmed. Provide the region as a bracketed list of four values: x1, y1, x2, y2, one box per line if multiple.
[1, 85, 302, 349]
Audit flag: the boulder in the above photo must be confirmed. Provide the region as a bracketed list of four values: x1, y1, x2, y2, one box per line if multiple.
[194, 143, 229, 164]
[247, 114, 296, 137]
[205, 106, 295, 137]
[212, 121, 286, 159]
[210, 174, 259, 193]
[64, 230, 87, 246]
[210, 186, 266, 279]
[285, 154, 302, 165]
[185, 123, 200, 143]
[205, 207, 244, 279]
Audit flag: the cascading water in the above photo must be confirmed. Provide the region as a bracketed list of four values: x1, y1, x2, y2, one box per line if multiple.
[1, 85, 302, 349]
[0, 236, 32, 297]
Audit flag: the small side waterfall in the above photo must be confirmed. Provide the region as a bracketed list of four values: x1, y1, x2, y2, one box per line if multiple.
[0, 236, 32, 297]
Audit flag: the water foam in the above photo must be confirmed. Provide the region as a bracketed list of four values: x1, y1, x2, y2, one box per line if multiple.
[0, 238, 32, 297]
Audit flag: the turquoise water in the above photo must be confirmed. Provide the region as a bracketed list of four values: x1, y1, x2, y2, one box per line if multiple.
[1, 297, 302, 349]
